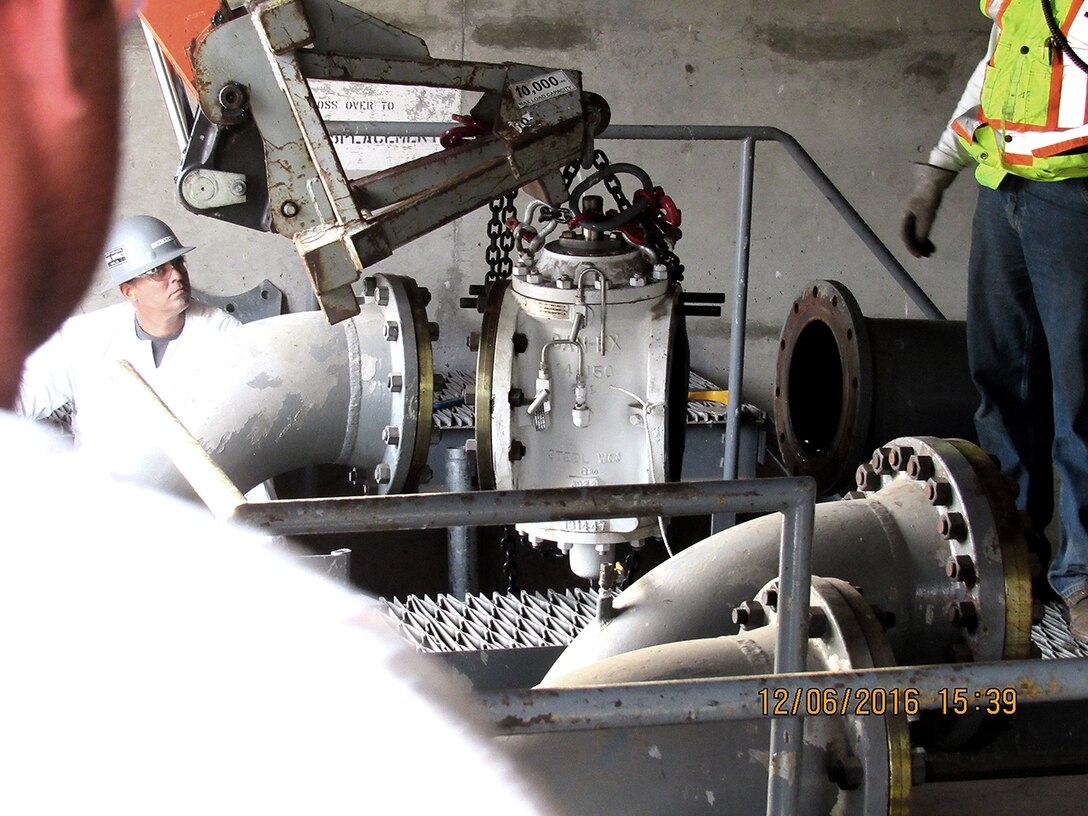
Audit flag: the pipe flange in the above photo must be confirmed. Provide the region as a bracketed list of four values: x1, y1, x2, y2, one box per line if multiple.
[854, 437, 1032, 663]
[757, 576, 911, 816]
[473, 280, 511, 490]
[774, 280, 872, 495]
[349, 273, 433, 494]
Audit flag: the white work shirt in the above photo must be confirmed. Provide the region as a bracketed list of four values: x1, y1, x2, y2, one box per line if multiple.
[0, 411, 557, 816]
[16, 300, 239, 442]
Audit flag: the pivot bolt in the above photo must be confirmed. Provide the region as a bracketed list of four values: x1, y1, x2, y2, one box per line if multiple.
[938, 511, 968, 541]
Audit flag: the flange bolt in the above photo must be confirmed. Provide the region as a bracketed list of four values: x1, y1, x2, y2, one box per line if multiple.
[947, 601, 978, 631]
[938, 511, 968, 541]
[887, 445, 915, 471]
[855, 464, 881, 492]
[731, 600, 767, 630]
[906, 454, 935, 481]
[924, 478, 953, 506]
[945, 554, 976, 584]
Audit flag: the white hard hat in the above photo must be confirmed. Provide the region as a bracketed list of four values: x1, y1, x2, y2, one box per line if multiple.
[102, 216, 194, 289]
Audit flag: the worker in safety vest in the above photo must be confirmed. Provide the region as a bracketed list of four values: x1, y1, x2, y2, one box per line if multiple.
[901, 0, 1088, 640]
[16, 215, 240, 442]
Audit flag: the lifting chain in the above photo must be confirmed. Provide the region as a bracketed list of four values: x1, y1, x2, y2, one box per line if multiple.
[565, 149, 685, 283]
[485, 191, 518, 282]
[500, 525, 520, 594]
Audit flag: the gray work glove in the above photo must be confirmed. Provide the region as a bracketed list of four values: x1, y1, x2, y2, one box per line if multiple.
[900, 162, 957, 258]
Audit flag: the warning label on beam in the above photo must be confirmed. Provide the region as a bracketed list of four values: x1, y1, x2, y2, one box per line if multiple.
[310, 80, 462, 175]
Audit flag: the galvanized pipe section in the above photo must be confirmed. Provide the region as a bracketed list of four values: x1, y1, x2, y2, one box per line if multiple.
[446, 446, 479, 598]
[723, 137, 755, 486]
[769, 501, 815, 816]
[230, 477, 815, 536]
[483, 657, 1088, 734]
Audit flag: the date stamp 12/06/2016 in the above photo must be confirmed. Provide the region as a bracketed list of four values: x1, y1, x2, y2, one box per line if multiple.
[758, 686, 1019, 717]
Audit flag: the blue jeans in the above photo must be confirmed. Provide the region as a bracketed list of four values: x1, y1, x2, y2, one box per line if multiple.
[968, 176, 1088, 602]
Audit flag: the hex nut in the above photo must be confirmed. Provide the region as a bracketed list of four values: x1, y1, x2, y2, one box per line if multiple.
[509, 440, 526, 461]
[938, 511, 968, 541]
[924, 478, 953, 507]
[855, 464, 881, 492]
[387, 373, 404, 393]
[382, 425, 400, 446]
[947, 600, 978, 631]
[467, 331, 481, 352]
[374, 463, 393, 484]
[906, 454, 935, 481]
[732, 600, 767, 630]
[888, 445, 915, 471]
[829, 756, 864, 791]
[870, 447, 894, 474]
[383, 321, 400, 341]
[375, 287, 390, 306]
[945, 554, 976, 584]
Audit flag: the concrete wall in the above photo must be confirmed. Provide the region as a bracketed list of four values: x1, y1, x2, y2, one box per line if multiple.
[100, 1, 990, 413]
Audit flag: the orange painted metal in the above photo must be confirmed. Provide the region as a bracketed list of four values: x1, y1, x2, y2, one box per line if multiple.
[138, 0, 223, 95]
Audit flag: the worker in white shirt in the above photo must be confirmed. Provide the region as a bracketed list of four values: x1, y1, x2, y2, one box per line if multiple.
[17, 214, 239, 440]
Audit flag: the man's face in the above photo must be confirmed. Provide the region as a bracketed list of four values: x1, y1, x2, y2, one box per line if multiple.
[124, 258, 193, 320]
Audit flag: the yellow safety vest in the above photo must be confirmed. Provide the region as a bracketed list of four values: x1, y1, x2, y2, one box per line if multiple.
[955, 0, 1088, 186]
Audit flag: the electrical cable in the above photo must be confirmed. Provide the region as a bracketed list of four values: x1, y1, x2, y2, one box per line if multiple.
[1042, 0, 1088, 75]
[609, 385, 674, 558]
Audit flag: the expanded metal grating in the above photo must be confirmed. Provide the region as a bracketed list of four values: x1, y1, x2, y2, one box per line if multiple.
[1032, 600, 1088, 659]
[384, 593, 1088, 658]
[380, 589, 599, 653]
[432, 370, 730, 429]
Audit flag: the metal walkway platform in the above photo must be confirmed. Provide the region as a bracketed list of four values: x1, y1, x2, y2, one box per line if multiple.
[382, 594, 1088, 659]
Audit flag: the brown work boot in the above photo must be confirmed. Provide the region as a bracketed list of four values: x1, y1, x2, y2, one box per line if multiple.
[1066, 589, 1088, 642]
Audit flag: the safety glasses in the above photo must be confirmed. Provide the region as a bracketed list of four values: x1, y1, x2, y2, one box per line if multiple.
[140, 257, 186, 282]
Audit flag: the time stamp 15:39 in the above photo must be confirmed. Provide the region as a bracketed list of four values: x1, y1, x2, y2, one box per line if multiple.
[757, 686, 1019, 717]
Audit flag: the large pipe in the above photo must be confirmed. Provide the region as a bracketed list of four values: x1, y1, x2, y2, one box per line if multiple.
[543, 437, 1033, 683]
[87, 274, 434, 499]
[500, 577, 911, 816]
[774, 280, 977, 496]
